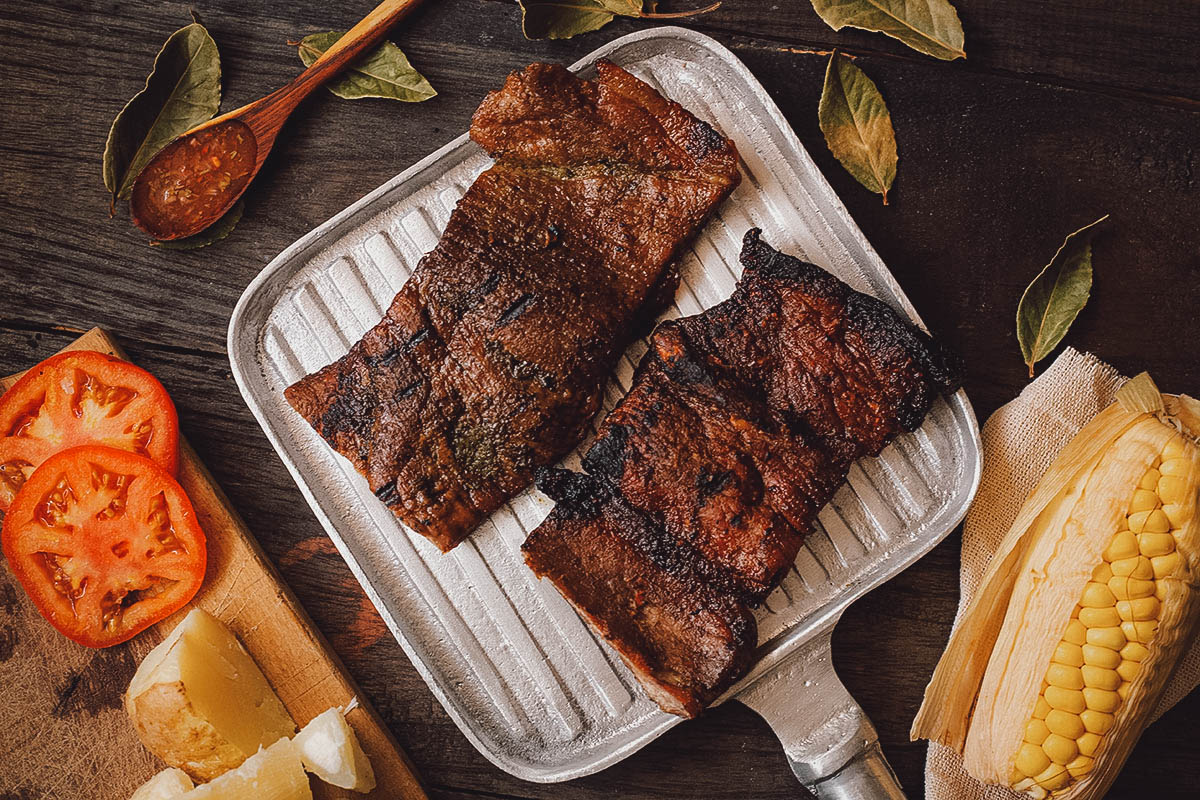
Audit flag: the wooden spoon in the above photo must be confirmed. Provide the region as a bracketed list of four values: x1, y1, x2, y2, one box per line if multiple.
[130, 0, 425, 241]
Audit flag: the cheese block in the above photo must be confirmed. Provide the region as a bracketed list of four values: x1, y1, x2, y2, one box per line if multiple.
[294, 708, 377, 792]
[125, 609, 297, 781]
[181, 738, 311, 800]
[129, 768, 194, 800]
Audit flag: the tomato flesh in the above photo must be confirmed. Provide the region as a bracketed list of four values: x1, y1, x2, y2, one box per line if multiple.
[2, 445, 206, 647]
[0, 351, 179, 510]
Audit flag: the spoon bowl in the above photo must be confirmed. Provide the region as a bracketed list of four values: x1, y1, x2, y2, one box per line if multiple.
[130, 119, 258, 240]
[130, 0, 424, 241]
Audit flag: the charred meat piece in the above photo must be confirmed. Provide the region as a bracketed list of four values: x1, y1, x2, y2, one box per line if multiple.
[582, 324, 818, 603]
[285, 61, 740, 551]
[525, 469, 758, 718]
[679, 229, 962, 465]
[523, 231, 962, 716]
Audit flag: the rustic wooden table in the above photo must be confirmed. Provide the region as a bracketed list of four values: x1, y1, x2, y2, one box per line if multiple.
[3, 1, 1198, 797]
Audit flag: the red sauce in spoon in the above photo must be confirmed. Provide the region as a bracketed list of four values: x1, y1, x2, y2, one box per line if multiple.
[130, 120, 258, 240]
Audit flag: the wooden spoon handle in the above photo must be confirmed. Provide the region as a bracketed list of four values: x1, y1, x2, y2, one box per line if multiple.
[276, 0, 427, 109]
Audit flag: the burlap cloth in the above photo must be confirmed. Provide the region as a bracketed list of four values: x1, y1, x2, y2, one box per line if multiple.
[923, 347, 1200, 800]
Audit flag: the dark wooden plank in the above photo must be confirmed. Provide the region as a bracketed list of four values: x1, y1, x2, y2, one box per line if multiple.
[688, 1, 1200, 106]
[2, 1, 1199, 798]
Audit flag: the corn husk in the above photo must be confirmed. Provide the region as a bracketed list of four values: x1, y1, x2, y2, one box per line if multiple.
[912, 373, 1200, 800]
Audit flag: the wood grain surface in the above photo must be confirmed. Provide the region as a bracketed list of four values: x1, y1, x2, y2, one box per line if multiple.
[2, 1, 1198, 798]
[0, 329, 427, 800]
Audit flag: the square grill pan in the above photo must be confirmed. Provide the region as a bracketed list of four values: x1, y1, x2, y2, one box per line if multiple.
[228, 27, 981, 791]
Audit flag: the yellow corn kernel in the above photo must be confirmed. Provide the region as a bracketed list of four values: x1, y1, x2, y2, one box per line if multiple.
[1139, 468, 1162, 490]
[1025, 718, 1051, 746]
[1062, 619, 1088, 646]
[1151, 551, 1183, 580]
[1163, 503, 1188, 528]
[1082, 643, 1121, 669]
[1118, 683, 1131, 701]
[1110, 555, 1152, 578]
[1121, 641, 1150, 662]
[1160, 456, 1189, 476]
[1116, 596, 1159, 621]
[1076, 732, 1102, 757]
[1045, 686, 1087, 714]
[1156, 580, 1168, 602]
[1103, 531, 1139, 561]
[1092, 561, 1114, 583]
[1079, 606, 1121, 628]
[1117, 659, 1141, 682]
[1128, 511, 1152, 533]
[1053, 641, 1085, 668]
[1016, 742, 1051, 776]
[1085, 626, 1126, 651]
[1083, 687, 1121, 713]
[1066, 755, 1094, 779]
[1129, 488, 1160, 513]
[1080, 581, 1116, 608]
[1046, 664, 1084, 690]
[1121, 619, 1158, 643]
[1041, 733, 1078, 765]
[1081, 665, 1121, 691]
[1158, 475, 1188, 505]
[1034, 762, 1070, 791]
[1081, 707, 1115, 735]
[1025, 784, 1049, 800]
[1139, 532, 1175, 557]
[1144, 509, 1171, 533]
[1044, 709, 1085, 739]
[1033, 696, 1052, 719]
[1108, 576, 1155, 600]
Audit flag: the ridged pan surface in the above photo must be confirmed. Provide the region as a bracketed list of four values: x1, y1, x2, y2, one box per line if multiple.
[228, 27, 982, 783]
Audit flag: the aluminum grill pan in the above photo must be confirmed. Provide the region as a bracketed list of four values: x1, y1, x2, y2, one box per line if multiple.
[228, 26, 981, 788]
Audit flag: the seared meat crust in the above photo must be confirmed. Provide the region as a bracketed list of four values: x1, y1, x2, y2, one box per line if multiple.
[285, 61, 740, 551]
[523, 230, 962, 716]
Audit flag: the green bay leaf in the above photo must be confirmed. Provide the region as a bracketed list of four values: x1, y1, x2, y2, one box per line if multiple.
[102, 22, 221, 203]
[811, 0, 966, 61]
[519, 0, 643, 40]
[295, 32, 436, 102]
[149, 198, 244, 250]
[1016, 215, 1109, 377]
[818, 53, 897, 203]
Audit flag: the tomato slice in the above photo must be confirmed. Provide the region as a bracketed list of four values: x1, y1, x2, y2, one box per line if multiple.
[2, 445, 206, 647]
[0, 351, 179, 511]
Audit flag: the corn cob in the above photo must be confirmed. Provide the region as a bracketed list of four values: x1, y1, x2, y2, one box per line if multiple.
[912, 374, 1200, 800]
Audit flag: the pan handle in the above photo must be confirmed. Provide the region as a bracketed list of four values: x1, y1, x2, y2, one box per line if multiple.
[738, 626, 906, 800]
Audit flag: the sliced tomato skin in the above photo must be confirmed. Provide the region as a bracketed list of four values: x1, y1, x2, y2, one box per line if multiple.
[0, 350, 179, 511]
[2, 445, 206, 648]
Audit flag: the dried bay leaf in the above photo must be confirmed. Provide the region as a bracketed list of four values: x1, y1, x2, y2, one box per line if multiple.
[519, 0, 718, 40]
[1016, 216, 1109, 377]
[818, 53, 897, 204]
[102, 22, 221, 204]
[811, 0, 966, 61]
[150, 198, 244, 250]
[293, 32, 436, 102]
[520, 0, 643, 39]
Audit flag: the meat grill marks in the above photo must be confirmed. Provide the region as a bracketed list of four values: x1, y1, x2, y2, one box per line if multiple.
[523, 470, 757, 719]
[284, 61, 740, 551]
[524, 230, 963, 716]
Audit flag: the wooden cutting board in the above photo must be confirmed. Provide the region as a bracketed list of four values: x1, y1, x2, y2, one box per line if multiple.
[0, 328, 427, 800]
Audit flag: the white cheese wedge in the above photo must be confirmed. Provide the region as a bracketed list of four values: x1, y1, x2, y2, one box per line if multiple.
[129, 768, 194, 800]
[180, 737, 311, 800]
[293, 707, 377, 792]
[125, 609, 297, 781]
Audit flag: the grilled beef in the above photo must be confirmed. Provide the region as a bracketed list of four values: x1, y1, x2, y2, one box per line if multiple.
[523, 230, 963, 716]
[285, 61, 740, 551]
